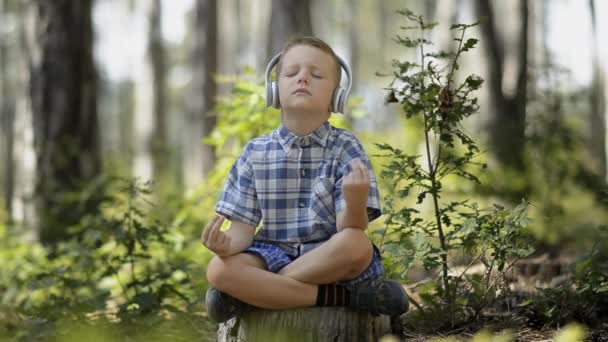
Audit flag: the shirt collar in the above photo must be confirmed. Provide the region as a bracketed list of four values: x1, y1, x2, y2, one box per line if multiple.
[277, 121, 331, 153]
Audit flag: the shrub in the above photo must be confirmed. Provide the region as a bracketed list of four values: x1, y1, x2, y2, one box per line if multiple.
[377, 9, 534, 329]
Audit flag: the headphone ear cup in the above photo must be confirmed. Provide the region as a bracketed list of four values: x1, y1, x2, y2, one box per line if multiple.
[271, 82, 280, 108]
[266, 81, 273, 107]
[332, 87, 345, 113]
[266, 81, 280, 108]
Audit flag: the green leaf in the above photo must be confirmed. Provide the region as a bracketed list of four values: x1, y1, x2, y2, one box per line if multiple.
[423, 22, 439, 30]
[371, 229, 387, 236]
[596, 285, 608, 293]
[465, 74, 484, 89]
[461, 218, 478, 236]
[461, 38, 478, 52]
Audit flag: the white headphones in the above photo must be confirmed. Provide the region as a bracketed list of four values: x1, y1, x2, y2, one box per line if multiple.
[264, 51, 353, 114]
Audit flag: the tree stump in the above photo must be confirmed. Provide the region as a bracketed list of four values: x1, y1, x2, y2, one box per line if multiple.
[217, 307, 394, 342]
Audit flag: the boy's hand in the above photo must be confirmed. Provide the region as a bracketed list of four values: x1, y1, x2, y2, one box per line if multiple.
[342, 159, 370, 211]
[201, 215, 232, 257]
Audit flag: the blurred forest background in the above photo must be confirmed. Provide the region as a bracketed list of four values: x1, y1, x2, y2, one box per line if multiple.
[0, 0, 607, 340]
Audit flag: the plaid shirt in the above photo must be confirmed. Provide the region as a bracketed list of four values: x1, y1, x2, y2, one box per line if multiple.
[216, 121, 382, 254]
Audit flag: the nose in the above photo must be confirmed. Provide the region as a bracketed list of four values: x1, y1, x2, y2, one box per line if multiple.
[297, 72, 309, 84]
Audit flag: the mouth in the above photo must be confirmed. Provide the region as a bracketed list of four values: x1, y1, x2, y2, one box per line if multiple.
[293, 89, 311, 95]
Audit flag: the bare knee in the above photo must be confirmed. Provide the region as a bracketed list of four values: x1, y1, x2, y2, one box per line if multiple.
[206, 253, 265, 290]
[333, 228, 373, 278]
[206, 256, 229, 289]
[207, 255, 243, 289]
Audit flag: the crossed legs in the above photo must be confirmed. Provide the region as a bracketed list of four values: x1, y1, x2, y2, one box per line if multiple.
[206, 228, 373, 310]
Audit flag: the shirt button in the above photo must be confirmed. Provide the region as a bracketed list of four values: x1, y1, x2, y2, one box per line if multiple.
[300, 168, 306, 177]
[299, 202, 305, 207]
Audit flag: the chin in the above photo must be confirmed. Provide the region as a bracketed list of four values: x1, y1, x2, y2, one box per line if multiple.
[284, 106, 324, 116]
[284, 101, 326, 112]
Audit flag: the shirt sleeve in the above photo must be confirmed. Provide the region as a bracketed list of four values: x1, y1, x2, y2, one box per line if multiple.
[215, 144, 262, 227]
[334, 137, 382, 222]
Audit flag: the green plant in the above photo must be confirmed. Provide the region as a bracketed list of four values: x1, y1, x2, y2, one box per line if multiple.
[517, 225, 608, 327]
[0, 177, 202, 330]
[422, 323, 586, 342]
[77, 178, 197, 318]
[377, 9, 534, 328]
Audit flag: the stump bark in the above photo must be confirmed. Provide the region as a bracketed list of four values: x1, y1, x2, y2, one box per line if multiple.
[217, 307, 394, 342]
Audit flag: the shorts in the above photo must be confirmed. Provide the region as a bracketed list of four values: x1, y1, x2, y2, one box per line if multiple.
[242, 240, 384, 286]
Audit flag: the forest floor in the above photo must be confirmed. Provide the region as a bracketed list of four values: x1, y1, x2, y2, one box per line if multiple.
[395, 253, 607, 342]
[400, 322, 608, 342]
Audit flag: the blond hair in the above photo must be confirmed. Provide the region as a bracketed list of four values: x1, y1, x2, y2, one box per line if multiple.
[275, 36, 341, 87]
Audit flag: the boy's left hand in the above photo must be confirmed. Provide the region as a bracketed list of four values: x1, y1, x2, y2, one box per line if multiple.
[342, 159, 370, 211]
[201, 215, 232, 257]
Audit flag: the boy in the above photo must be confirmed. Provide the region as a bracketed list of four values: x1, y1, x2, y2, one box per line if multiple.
[201, 36, 408, 323]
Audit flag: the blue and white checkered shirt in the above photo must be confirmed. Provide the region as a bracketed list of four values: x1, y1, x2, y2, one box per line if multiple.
[216, 121, 382, 253]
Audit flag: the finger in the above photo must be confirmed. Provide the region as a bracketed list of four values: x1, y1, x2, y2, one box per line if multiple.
[208, 216, 224, 243]
[222, 233, 231, 249]
[352, 159, 366, 170]
[353, 164, 365, 181]
[361, 164, 370, 181]
[203, 215, 221, 245]
[215, 234, 230, 256]
[218, 232, 227, 245]
[343, 171, 353, 185]
[225, 234, 231, 246]
[201, 215, 219, 244]
[354, 160, 370, 181]
[345, 161, 358, 178]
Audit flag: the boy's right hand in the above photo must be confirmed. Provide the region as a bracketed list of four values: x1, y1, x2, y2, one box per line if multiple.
[342, 159, 370, 211]
[201, 215, 232, 257]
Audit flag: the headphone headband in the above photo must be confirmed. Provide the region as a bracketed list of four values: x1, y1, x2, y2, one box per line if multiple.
[264, 50, 353, 114]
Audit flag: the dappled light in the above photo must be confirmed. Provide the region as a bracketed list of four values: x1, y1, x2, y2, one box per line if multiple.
[0, 0, 607, 341]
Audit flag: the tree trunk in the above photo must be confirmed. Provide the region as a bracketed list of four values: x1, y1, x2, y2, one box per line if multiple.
[345, 0, 359, 125]
[267, 0, 313, 58]
[183, 0, 218, 188]
[424, 0, 437, 22]
[9, 0, 37, 228]
[133, 1, 155, 182]
[28, 0, 100, 243]
[436, 0, 461, 51]
[148, 0, 168, 186]
[199, 0, 218, 178]
[377, 0, 389, 56]
[217, 308, 394, 342]
[0, 0, 16, 220]
[474, 0, 528, 170]
[588, 0, 606, 180]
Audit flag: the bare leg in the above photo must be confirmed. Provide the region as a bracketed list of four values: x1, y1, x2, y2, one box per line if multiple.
[206, 227, 373, 310]
[277, 227, 373, 284]
[207, 253, 318, 309]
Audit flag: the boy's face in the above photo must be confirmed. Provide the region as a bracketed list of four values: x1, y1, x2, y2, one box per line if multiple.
[277, 45, 338, 117]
